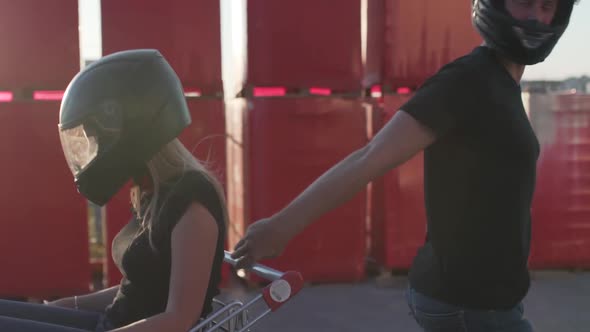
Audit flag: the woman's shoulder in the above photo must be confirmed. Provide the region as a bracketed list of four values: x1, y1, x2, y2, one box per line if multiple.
[161, 170, 226, 229]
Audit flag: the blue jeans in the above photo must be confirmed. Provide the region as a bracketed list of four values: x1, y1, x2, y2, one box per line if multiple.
[406, 287, 534, 332]
[0, 299, 113, 331]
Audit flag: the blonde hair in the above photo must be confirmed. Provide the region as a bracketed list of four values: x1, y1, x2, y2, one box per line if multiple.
[131, 138, 228, 249]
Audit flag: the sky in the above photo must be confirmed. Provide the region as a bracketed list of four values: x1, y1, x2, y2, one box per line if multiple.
[79, 0, 589, 81]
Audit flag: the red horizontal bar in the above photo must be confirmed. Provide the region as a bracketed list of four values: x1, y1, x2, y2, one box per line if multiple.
[309, 87, 331, 96]
[253, 87, 287, 97]
[396, 87, 411, 95]
[0, 91, 13, 103]
[34, 90, 65, 101]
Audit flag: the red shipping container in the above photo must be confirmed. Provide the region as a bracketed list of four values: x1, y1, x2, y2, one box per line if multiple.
[529, 94, 590, 269]
[221, 0, 384, 97]
[226, 98, 370, 283]
[525, 92, 560, 268]
[104, 99, 228, 287]
[0, 0, 79, 90]
[0, 102, 90, 298]
[101, 0, 223, 95]
[370, 94, 427, 270]
[383, 0, 481, 90]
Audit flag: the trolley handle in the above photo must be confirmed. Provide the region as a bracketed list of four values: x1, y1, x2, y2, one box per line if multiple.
[223, 250, 283, 281]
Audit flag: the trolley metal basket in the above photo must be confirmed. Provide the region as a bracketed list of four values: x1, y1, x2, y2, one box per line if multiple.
[189, 251, 304, 332]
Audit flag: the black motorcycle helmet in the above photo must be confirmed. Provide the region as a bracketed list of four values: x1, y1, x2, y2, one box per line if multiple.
[472, 0, 578, 65]
[58, 49, 191, 206]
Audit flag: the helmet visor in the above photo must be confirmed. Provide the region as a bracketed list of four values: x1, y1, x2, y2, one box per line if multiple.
[59, 109, 122, 177]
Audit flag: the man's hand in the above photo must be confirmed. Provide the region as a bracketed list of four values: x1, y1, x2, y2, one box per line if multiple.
[231, 217, 293, 269]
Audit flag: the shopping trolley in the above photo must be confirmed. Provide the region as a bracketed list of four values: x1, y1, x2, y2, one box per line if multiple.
[189, 251, 304, 332]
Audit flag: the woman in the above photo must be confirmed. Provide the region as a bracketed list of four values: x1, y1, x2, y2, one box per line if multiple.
[0, 49, 227, 332]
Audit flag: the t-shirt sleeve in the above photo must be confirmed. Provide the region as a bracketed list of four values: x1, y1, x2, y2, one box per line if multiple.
[400, 64, 475, 137]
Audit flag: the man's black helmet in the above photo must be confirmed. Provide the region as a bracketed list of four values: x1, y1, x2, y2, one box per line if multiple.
[472, 0, 577, 65]
[59, 49, 191, 206]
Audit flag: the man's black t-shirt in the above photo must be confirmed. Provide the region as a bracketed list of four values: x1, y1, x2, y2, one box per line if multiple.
[401, 46, 540, 310]
[104, 171, 226, 328]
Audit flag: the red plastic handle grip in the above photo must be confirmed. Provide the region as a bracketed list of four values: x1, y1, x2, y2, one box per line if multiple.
[262, 271, 304, 311]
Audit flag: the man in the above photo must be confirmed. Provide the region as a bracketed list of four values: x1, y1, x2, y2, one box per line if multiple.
[232, 0, 578, 330]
